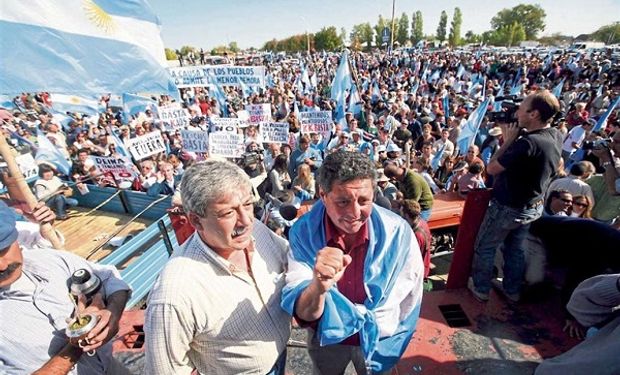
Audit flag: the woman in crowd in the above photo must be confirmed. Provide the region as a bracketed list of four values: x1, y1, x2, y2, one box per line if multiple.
[34, 164, 78, 220]
[269, 154, 291, 195]
[571, 195, 593, 219]
[291, 163, 315, 201]
[433, 157, 456, 191]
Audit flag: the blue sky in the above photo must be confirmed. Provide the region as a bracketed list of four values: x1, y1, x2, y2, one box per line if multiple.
[148, 0, 620, 49]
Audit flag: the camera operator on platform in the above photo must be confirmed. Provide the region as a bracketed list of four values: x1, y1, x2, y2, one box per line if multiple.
[469, 89, 563, 303]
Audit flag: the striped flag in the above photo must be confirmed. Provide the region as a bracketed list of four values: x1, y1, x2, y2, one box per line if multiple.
[593, 96, 620, 132]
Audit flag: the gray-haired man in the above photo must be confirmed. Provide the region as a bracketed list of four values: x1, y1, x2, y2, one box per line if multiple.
[145, 160, 291, 375]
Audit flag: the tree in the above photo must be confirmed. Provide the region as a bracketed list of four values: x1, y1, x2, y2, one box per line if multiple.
[351, 23, 373, 51]
[360, 22, 374, 50]
[179, 45, 197, 56]
[397, 12, 409, 45]
[374, 15, 388, 47]
[164, 48, 177, 60]
[436, 10, 448, 43]
[228, 42, 239, 53]
[491, 4, 546, 40]
[591, 22, 620, 44]
[464, 30, 482, 45]
[448, 7, 462, 47]
[339, 27, 348, 47]
[314, 26, 343, 51]
[411, 11, 424, 44]
[486, 22, 526, 46]
[537, 33, 573, 46]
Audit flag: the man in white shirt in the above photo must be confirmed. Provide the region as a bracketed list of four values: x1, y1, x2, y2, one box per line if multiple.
[145, 160, 291, 375]
[561, 118, 595, 162]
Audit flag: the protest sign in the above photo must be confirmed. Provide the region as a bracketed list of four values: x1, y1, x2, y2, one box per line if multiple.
[236, 110, 250, 127]
[300, 111, 332, 138]
[90, 155, 137, 186]
[168, 65, 266, 88]
[180, 129, 209, 152]
[0, 153, 38, 190]
[246, 104, 271, 126]
[157, 106, 191, 130]
[126, 131, 166, 160]
[209, 117, 241, 133]
[261, 122, 289, 144]
[208, 132, 245, 158]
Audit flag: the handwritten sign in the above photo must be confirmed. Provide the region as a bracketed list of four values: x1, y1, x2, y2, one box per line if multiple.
[300, 111, 332, 139]
[126, 131, 166, 160]
[208, 132, 245, 158]
[180, 129, 209, 152]
[261, 122, 289, 143]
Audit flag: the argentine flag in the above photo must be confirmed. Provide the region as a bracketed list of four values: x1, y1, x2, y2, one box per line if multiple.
[457, 99, 490, 155]
[0, 0, 178, 98]
[35, 128, 72, 176]
[51, 93, 101, 116]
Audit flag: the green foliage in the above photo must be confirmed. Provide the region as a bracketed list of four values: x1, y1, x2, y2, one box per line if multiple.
[491, 4, 546, 40]
[228, 42, 240, 53]
[164, 48, 177, 60]
[351, 22, 374, 50]
[397, 12, 409, 45]
[261, 34, 310, 52]
[411, 11, 424, 44]
[314, 26, 343, 51]
[591, 22, 620, 44]
[537, 33, 573, 46]
[464, 30, 482, 45]
[448, 7, 463, 47]
[484, 22, 526, 46]
[374, 15, 388, 47]
[179, 45, 197, 56]
[436, 10, 448, 43]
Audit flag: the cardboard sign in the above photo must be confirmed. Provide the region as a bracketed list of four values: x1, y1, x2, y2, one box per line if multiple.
[208, 132, 245, 158]
[126, 131, 166, 160]
[300, 111, 332, 139]
[245, 103, 272, 126]
[90, 155, 137, 186]
[168, 65, 266, 88]
[209, 117, 241, 133]
[261, 122, 289, 143]
[180, 129, 208, 152]
[157, 106, 191, 130]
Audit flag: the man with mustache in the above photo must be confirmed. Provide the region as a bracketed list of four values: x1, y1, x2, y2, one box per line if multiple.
[0, 201, 131, 374]
[281, 150, 424, 374]
[144, 160, 291, 375]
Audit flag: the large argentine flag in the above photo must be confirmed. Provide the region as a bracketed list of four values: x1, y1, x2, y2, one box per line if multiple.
[0, 0, 178, 98]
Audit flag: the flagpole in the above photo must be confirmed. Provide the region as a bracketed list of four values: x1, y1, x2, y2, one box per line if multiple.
[390, 0, 396, 54]
[0, 133, 63, 249]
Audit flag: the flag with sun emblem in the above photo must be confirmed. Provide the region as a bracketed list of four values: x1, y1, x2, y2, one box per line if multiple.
[0, 0, 178, 99]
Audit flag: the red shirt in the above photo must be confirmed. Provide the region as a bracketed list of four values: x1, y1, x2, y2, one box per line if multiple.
[324, 213, 369, 345]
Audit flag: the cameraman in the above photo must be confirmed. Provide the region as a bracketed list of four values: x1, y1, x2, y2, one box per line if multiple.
[469, 90, 563, 303]
[592, 130, 620, 196]
[241, 141, 267, 199]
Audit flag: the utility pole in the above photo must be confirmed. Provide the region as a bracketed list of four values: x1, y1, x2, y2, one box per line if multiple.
[390, 0, 396, 54]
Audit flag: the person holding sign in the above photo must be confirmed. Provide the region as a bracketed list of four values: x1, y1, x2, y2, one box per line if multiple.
[289, 134, 322, 178]
[281, 150, 424, 374]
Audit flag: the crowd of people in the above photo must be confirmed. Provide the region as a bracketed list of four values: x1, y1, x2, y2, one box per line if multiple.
[1, 46, 620, 374]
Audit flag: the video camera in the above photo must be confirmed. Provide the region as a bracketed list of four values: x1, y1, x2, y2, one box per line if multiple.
[488, 95, 524, 123]
[239, 149, 264, 167]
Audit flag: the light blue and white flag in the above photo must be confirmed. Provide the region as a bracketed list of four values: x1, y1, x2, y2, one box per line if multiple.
[108, 126, 131, 158]
[122, 93, 156, 118]
[595, 85, 603, 99]
[0, 95, 16, 109]
[330, 50, 353, 104]
[457, 98, 490, 155]
[209, 83, 229, 117]
[552, 78, 565, 98]
[593, 96, 620, 132]
[431, 143, 446, 171]
[410, 82, 420, 96]
[50, 110, 75, 131]
[35, 128, 72, 176]
[371, 81, 382, 103]
[510, 84, 523, 96]
[310, 72, 318, 89]
[442, 94, 450, 120]
[0, 0, 178, 98]
[456, 64, 466, 79]
[428, 69, 440, 84]
[348, 84, 362, 115]
[51, 93, 101, 116]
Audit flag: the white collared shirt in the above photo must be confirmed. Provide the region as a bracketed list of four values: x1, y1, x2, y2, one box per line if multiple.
[144, 221, 291, 375]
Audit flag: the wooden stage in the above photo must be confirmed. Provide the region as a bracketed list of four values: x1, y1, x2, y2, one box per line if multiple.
[55, 207, 152, 261]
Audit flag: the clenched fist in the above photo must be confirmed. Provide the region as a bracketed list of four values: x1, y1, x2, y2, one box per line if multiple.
[313, 247, 352, 293]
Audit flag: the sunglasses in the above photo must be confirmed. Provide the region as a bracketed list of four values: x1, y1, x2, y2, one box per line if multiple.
[573, 201, 587, 208]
